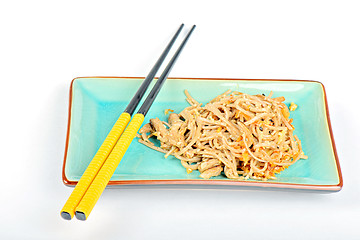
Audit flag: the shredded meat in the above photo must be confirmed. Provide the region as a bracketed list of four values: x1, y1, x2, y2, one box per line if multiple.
[138, 90, 307, 180]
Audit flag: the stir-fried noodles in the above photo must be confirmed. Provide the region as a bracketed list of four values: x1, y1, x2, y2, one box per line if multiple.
[137, 90, 307, 180]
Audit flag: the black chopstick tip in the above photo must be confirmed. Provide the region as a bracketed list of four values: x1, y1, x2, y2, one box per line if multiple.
[75, 211, 87, 221]
[61, 211, 72, 220]
[137, 24, 196, 116]
[124, 24, 184, 115]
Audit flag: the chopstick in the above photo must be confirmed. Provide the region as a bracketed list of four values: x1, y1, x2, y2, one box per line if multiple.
[61, 24, 184, 220]
[74, 25, 196, 220]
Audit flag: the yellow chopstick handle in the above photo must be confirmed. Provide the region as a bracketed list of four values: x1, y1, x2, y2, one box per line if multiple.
[74, 113, 145, 220]
[61, 112, 131, 220]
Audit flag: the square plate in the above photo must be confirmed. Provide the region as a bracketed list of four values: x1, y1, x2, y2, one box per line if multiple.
[62, 77, 342, 191]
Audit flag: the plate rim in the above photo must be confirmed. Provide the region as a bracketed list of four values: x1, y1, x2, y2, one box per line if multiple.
[62, 76, 343, 192]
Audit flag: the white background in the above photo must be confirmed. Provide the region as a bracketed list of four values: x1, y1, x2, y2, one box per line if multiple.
[0, 0, 359, 239]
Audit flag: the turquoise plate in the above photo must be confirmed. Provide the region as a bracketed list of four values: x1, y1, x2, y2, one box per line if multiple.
[62, 77, 342, 191]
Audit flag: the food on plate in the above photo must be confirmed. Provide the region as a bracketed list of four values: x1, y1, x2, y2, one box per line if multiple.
[289, 102, 298, 111]
[137, 90, 307, 180]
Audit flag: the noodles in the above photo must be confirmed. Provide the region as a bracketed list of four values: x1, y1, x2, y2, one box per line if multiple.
[137, 90, 307, 180]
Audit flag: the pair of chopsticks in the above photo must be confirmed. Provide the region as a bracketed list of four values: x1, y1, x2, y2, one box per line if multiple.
[61, 24, 196, 221]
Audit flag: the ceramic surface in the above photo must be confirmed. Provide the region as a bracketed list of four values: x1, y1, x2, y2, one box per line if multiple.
[62, 77, 342, 191]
